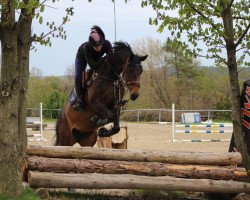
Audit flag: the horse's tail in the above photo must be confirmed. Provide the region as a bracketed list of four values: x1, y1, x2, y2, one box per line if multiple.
[54, 108, 64, 146]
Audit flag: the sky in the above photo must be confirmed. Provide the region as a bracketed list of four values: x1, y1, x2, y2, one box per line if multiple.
[29, 0, 212, 76]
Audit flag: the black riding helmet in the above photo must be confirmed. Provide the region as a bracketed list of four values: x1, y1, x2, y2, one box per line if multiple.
[88, 25, 105, 47]
[88, 32, 104, 47]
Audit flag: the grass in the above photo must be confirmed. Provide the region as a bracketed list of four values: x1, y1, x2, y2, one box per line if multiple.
[0, 188, 205, 200]
[0, 187, 40, 200]
[128, 190, 187, 199]
[47, 190, 191, 200]
[43, 118, 57, 123]
[48, 191, 112, 200]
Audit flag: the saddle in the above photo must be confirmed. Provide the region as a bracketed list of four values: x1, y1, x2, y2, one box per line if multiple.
[70, 71, 94, 105]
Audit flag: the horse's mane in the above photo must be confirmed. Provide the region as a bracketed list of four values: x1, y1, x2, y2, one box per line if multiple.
[112, 41, 132, 53]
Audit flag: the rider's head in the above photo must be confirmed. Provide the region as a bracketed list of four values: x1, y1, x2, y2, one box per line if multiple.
[89, 25, 105, 52]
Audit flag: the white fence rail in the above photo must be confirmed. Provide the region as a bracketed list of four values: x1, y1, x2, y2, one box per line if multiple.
[27, 103, 233, 143]
[27, 103, 47, 142]
[171, 103, 233, 143]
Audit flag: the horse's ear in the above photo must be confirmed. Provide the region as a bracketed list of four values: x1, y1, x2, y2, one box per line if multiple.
[140, 55, 148, 61]
[129, 53, 134, 62]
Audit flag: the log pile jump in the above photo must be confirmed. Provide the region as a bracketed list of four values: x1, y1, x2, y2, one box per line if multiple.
[24, 145, 250, 193]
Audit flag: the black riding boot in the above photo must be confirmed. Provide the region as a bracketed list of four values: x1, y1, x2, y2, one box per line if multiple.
[73, 97, 85, 111]
[73, 79, 85, 111]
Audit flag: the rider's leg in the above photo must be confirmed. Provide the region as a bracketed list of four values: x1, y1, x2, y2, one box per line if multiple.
[73, 57, 86, 111]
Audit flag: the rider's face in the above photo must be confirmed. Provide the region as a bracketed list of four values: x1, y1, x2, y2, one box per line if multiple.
[93, 45, 102, 52]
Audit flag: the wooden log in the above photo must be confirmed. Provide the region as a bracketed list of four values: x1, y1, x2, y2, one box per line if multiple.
[28, 172, 250, 193]
[96, 137, 113, 148]
[27, 156, 248, 181]
[96, 125, 128, 149]
[26, 145, 242, 165]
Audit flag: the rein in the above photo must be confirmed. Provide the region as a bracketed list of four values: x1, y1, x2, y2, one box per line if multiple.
[95, 56, 129, 89]
[92, 55, 140, 105]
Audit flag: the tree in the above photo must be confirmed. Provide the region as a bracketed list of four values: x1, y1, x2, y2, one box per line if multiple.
[0, 55, 1, 76]
[133, 37, 202, 109]
[0, 1, 73, 197]
[43, 90, 67, 118]
[64, 64, 75, 93]
[30, 66, 43, 77]
[141, 0, 250, 171]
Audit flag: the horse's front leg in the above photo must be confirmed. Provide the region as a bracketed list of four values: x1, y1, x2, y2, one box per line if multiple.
[98, 105, 121, 137]
[90, 100, 115, 125]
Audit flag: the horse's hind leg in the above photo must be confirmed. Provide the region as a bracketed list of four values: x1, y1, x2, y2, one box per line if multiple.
[55, 111, 76, 146]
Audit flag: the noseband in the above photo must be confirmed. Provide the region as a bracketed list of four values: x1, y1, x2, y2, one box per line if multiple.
[126, 81, 140, 88]
[122, 59, 141, 89]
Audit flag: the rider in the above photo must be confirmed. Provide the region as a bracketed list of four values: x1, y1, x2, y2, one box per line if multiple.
[73, 25, 112, 111]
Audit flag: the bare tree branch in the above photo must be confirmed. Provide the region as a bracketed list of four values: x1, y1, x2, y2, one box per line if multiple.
[228, 0, 234, 10]
[233, 16, 250, 20]
[0, 23, 2, 40]
[150, 72, 171, 107]
[213, 54, 227, 65]
[236, 46, 247, 52]
[31, 19, 65, 43]
[40, 0, 46, 5]
[235, 22, 250, 47]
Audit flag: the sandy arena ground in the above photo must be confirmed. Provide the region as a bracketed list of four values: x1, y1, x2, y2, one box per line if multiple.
[28, 122, 232, 153]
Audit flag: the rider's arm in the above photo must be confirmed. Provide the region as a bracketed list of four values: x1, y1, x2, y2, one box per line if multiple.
[83, 47, 104, 70]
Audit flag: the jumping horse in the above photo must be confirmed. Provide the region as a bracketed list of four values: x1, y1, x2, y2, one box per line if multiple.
[55, 41, 147, 146]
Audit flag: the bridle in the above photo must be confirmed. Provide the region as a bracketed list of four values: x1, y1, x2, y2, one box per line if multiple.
[93, 54, 141, 105]
[122, 62, 141, 89]
[96, 54, 141, 90]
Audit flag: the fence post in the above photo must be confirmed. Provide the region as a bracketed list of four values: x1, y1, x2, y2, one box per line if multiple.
[158, 111, 162, 123]
[40, 103, 43, 137]
[172, 103, 175, 142]
[137, 110, 140, 122]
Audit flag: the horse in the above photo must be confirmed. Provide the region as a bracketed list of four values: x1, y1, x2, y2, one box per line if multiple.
[55, 41, 147, 146]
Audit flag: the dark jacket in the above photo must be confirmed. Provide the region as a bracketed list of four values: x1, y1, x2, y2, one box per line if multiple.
[76, 40, 112, 70]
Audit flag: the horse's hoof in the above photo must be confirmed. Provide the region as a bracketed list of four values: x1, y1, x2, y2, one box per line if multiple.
[97, 127, 109, 137]
[97, 119, 107, 126]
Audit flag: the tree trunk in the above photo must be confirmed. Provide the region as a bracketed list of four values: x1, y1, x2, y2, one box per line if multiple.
[16, 1, 33, 158]
[28, 171, 250, 193]
[26, 156, 248, 181]
[0, 2, 23, 197]
[228, 64, 250, 170]
[0, 1, 32, 197]
[220, 1, 250, 174]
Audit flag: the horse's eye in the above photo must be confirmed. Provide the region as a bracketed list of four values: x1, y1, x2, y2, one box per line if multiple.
[138, 67, 143, 74]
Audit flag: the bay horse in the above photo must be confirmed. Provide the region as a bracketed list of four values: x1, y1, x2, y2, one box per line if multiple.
[55, 41, 147, 146]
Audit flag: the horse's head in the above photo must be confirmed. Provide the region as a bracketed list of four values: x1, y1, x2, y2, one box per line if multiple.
[123, 53, 148, 101]
[110, 41, 147, 101]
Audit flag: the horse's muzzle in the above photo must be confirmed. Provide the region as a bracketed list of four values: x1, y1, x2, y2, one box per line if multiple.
[130, 93, 139, 101]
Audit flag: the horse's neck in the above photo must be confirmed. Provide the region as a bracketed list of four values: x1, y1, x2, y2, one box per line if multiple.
[108, 51, 130, 75]
[97, 54, 125, 80]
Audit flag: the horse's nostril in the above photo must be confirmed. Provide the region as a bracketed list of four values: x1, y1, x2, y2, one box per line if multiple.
[131, 93, 139, 101]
